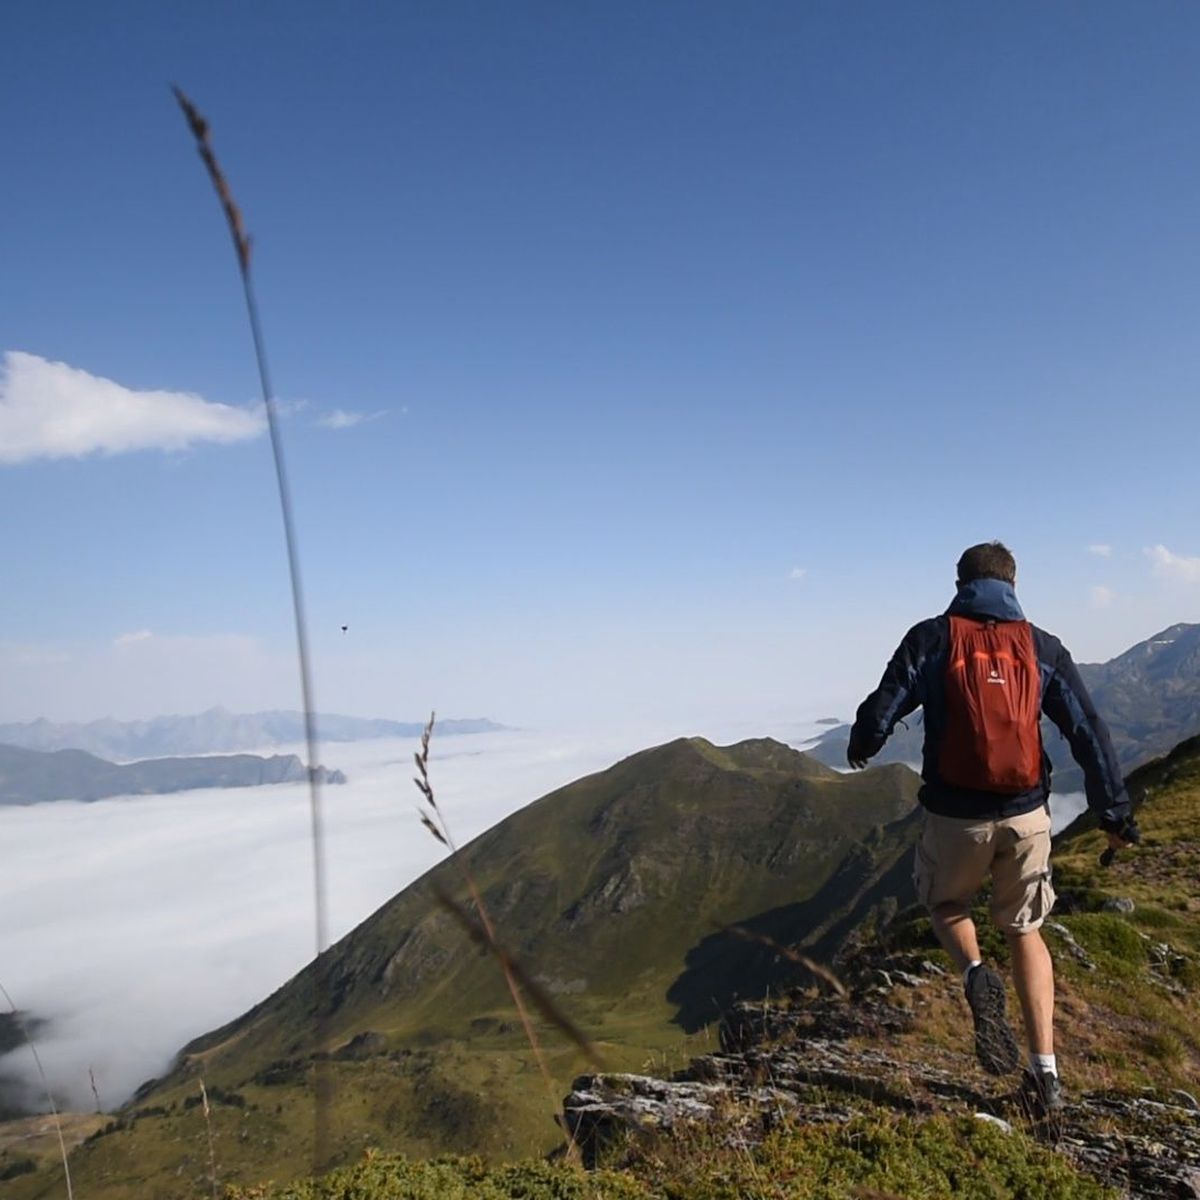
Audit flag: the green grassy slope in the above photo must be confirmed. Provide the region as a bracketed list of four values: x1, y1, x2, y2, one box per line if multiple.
[1, 737, 920, 1198]
[170, 738, 919, 1070]
[12, 729, 1200, 1198]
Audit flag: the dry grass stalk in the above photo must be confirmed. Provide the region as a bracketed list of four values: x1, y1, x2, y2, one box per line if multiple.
[0, 981, 74, 1200]
[172, 87, 332, 1172]
[430, 884, 601, 1065]
[88, 1067, 102, 1114]
[198, 1078, 219, 1200]
[414, 713, 599, 1161]
[171, 87, 250, 271]
[722, 924, 848, 999]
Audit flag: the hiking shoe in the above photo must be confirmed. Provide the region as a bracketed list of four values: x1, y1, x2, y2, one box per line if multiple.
[964, 964, 1020, 1076]
[1022, 1067, 1064, 1118]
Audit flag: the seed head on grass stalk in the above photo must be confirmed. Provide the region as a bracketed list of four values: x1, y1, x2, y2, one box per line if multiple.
[0, 981, 73, 1200]
[172, 86, 331, 1173]
[412, 713, 602, 1162]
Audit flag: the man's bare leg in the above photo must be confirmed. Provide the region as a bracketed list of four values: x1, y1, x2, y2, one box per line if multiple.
[932, 901, 1020, 1075]
[1007, 927, 1055, 1056]
[930, 902, 981, 971]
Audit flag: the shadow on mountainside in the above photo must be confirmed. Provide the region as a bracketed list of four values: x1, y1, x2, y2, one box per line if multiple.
[668, 807, 923, 1031]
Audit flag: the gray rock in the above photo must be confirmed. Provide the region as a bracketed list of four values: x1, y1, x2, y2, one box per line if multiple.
[974, 1112, 1014, 1134]
[332, 1031, 387, 1061]
[1102, 897, 1136, 914]
[1044, 920, 1097, 970]
[1181, 1167, 1200, 1199]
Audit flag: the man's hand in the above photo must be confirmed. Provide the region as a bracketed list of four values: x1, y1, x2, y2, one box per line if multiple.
[1099, 815, 1141, 866]
[846, 732, 876, 771]
[1104, 815, 1142, 848]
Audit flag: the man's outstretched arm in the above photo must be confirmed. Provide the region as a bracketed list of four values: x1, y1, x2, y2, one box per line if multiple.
[847, 621, 931, 769]
[1040, 637, 1134, 840]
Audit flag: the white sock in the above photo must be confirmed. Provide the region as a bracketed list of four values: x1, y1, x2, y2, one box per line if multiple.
[1031, 1053, 1057, 1077]
[962, 960, 982, 987]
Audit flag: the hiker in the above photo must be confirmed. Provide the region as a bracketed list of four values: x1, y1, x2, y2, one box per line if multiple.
[846, 541, 1140, 1114]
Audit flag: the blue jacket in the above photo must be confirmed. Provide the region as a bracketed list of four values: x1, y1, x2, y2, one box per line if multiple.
[849, 579, 1131, 827]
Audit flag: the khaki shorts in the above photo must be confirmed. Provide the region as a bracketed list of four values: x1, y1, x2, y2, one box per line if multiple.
[913, 805, 1056, 933]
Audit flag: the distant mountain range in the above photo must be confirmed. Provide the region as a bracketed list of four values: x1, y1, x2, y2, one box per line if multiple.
[0, 709, 503, 762]
[805, 622, 1200, 793]
[0, 744, 347, 807]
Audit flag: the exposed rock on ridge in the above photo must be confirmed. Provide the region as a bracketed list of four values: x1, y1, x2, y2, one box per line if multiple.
[564, 959, 1200, 1198]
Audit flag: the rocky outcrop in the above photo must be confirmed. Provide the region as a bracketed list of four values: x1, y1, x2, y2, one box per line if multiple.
[332, 1031, 388, 1060]
[563, 958, 1200, 1198]
[309, 764, 348, 786]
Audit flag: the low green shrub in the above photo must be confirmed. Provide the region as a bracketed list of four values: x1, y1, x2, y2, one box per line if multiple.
[225, 1155, 651, 1199]
[0, 1156, 36, 1182]
[628, 1114, 1113, 1200]
[230, 1115, 1112, 1200]
[1061, 914, 1148, 977]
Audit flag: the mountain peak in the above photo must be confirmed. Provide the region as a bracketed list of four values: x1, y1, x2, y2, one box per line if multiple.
[690, 736, 838, 776]
[606, 736, 840, 788]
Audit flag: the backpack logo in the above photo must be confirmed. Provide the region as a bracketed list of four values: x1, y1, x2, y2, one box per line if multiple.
[987, 667, 1006, 685]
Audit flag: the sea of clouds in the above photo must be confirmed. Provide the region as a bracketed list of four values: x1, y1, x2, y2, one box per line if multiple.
[0, 716, 1088, 1113]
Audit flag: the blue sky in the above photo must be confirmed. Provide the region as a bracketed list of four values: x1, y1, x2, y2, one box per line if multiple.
[2, 1, 1199, 727]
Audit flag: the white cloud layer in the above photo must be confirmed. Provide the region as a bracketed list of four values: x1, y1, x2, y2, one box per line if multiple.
[1087, 544, 1113, 558]
[1145, 544, 1200, 584]
[113, 630, 154, 648]
[315, 408, 385, 430]
[0, 351, 264, 464]
[788, 566, 808, 580]
[0, 719, 830, 1111]
[1089, 585, 1115, 609]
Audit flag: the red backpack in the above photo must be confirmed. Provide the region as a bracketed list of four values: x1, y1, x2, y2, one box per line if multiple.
[939, 616, 1043, 793]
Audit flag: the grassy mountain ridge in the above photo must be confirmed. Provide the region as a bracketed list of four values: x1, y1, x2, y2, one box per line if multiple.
[173, 736, 921, 1074]
[0, 743, 346, 806]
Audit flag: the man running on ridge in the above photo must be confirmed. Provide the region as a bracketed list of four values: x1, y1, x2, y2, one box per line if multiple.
[846, 541, 1140, 1113]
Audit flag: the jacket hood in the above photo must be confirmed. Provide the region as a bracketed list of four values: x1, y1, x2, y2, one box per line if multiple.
[947, 578, 1025, 622]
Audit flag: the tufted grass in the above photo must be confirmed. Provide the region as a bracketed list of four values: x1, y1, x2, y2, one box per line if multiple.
[227, 1113, 1113, 1200]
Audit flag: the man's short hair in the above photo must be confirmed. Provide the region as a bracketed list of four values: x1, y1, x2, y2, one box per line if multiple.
[957, 541, 1016, 585]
